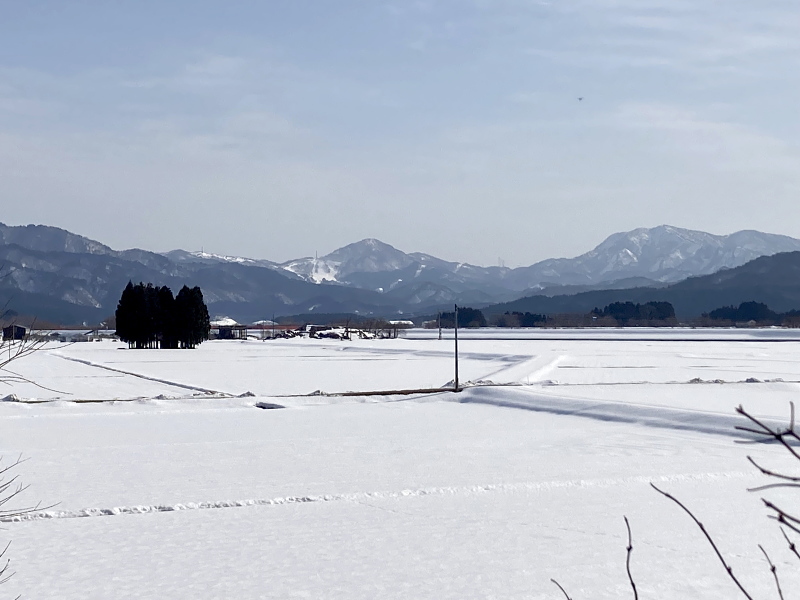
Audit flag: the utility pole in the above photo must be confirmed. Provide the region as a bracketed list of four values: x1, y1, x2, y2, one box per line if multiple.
[453, 304, 459, 392]
[438, 311, 442, 341]
[272, 313, 275, 340]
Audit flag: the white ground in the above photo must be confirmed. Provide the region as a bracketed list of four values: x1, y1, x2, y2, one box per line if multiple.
[1, 329, 800, 598]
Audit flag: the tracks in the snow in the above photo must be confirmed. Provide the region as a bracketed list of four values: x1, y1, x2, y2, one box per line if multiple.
[48, 351, 229, 396]
[3, 471, 751, 524]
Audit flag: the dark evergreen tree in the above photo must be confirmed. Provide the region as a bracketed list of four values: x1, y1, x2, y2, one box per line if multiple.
[115, 282, 209, 349]
[129, 282, 150, 348]
[708, 301, 778, 323]
[142, 283, 161, 348]
[639, 301, 676, 321]
[156, 286, 177, 349]
[174, 285, 210, 349]
[517, 311, 547, 327]
[603, 301, 639, 325]
[737, 301, 778, 322]
[707, 305, 738, 321]
[115, 281, 137, 348]
[494, 312, 548, 327]
[598, 301, 676, 325]
[439, 307, 487, 328]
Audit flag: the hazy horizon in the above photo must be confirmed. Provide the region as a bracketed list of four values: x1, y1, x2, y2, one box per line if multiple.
[5, 219, 800, 270]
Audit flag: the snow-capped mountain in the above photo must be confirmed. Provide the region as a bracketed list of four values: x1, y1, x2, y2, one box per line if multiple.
[164, 249, 285, 272]
[506, 226, 800, 290]
[265, 226, 800, 295]
[280, 239, 417, 284]
[4, 221, 800, 325]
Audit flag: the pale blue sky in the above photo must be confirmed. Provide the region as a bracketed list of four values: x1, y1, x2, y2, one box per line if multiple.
[2, 1, 799, 266]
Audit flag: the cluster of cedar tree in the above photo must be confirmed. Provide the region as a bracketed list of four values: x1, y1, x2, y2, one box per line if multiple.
[115, 282, 211, 349]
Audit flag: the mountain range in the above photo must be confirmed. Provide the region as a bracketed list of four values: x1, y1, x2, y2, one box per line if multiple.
[487, 250, 800, 319]
[2, 222, 800, 325]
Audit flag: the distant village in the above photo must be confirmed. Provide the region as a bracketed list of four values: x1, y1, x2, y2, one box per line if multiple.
[2, 317, 417, 344]
[208, 317, 415, 341]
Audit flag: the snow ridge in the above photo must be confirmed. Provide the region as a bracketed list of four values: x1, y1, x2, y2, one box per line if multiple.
[458, 385, 784, 437]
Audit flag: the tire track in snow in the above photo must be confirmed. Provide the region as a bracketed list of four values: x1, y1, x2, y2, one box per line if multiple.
[479, 353, 567, 384]
[48, 351, 228, 396]
[3, 471, 751, 523]
[324, 343, 529, 363]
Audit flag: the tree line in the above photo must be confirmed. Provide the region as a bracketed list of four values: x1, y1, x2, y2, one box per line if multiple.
[490, 302, 677, 327]
[703, 301, 800, 326]
[591, 301, 676, 325]
[493, 311, 547, 328]
[115, 282, 210, 349]
[438, 307, 487, 328]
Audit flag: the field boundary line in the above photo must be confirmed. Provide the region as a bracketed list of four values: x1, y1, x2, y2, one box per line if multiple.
[48, 350, 228, 396]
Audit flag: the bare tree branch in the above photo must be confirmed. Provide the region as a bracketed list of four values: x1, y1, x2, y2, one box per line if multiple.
[763, 499, 800, 536]
[735, 403, 800, 460]
[746, 455, 800, 485]
[550, 578, 572, 600]
[732, 403, 800, 542]
[749, 482, 800, 492]
[0, 455, 53, 519]
[623, 516, 638, 600]
[0, 323, 49, 374]
[758, 544, 784, 600]
[780, 528, 800, 562]
[0, 454, 53, 596]
[651, 483, 755, 600]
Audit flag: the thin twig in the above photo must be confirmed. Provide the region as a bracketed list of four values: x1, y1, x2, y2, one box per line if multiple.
[735, 404, 800, 458]
[550, 578, 572, 600]
[758, 544, 784, 600]
[762, 499, 800, 525]
[651, 483, 754, 600]
[624, 516, 638, 600]
[735, 403, 800, 537]
[0, 455, 56, 519]
[763, 500, 800, 536]
[780, 528, 800, 562]
[749, 482, 800, 492]
[746, 455, 800, 484]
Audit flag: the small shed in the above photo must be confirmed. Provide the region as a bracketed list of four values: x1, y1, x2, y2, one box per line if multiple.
[2, 325, 26, 341]
[218, 325, 248, 340]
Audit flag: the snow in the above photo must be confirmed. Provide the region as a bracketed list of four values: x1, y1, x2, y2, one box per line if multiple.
[192, 250, 257, 265]
[1, 330, 800, 598]
[210, 316, 238, 326]
[281, 258, 341, 283]
[310, 260, 340, 283]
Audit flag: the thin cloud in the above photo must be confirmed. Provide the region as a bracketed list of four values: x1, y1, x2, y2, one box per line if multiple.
[615, 102, 800, 178]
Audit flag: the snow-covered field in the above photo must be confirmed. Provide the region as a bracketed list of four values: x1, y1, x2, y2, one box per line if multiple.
[1, 329, 800, 598]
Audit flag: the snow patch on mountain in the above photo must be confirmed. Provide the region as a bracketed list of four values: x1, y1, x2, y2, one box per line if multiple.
[265, 226, 800, 298]
[280, 239, 416, 284]
[192, 251, 258, 265]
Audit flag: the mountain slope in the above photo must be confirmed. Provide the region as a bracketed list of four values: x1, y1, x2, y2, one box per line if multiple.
[0, 243, 405, 324]
[280, 239, 416, 283]
[270, 227, 800, 297]
[504, 226, 800, 289]
[484, 251, 800, 318]
[4, 221, 800, 325]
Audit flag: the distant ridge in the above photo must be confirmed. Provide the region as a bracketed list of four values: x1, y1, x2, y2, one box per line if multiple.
[2, 222, 800, 324]
[482, 251, 800, 318]
[181, 225, 800, 299]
